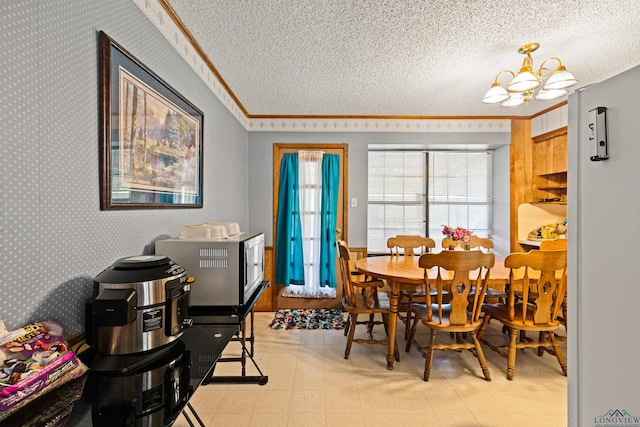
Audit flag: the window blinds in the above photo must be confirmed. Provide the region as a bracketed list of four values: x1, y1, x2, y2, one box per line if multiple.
[367, 150, 492, 253]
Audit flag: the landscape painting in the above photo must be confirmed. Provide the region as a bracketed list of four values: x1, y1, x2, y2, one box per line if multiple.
[100, 31, 203, 209]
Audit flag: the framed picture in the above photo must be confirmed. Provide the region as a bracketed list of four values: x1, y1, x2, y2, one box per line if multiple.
[99, 31, 203, 210]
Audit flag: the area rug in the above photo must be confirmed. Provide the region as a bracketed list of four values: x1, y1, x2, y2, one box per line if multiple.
[268, 308, 345, 330]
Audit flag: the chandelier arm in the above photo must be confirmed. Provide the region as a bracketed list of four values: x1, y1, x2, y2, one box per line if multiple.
[536, 67, 553, 81]
[493, 69, 516, 84]
[538, 56, 563, 72]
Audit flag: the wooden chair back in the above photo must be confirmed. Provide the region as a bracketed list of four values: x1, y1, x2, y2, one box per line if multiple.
[539, 239, 568, 250]
[504, 250, 567, 325]
[442, 235, 493, 251]
[539, 239, 569, 331]
[336, 240, 358, 306]
[419, 251, 495, 326]
[387, 235, 435, 256]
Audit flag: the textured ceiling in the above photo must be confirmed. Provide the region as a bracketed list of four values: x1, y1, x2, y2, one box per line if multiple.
[165, 0, 640, 118]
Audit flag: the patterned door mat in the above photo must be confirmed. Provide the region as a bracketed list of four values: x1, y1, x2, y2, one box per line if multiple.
[268, 308, 345, 330]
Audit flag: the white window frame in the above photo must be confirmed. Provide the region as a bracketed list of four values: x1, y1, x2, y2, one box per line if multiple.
[367, 150, 493, 254]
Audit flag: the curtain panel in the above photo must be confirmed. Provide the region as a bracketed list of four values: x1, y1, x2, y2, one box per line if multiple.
[275, 153, 304, 286]
[319, 154, 339, 287]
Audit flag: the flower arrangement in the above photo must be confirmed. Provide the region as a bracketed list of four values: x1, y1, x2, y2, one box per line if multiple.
[442, 225, 471, 243]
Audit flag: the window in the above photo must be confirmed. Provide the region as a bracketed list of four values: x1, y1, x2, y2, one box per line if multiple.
[367, 150, 493, 253]
[367, 152, 426, 252]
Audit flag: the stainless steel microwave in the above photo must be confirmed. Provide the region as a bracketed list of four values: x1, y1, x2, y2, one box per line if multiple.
[156, 232, 264, 308]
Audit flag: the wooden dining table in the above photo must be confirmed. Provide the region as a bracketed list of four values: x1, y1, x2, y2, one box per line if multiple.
[355, 253, 510, 370]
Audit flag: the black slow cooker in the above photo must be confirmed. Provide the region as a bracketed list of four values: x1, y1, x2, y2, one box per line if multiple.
[90, 255, 193, 355]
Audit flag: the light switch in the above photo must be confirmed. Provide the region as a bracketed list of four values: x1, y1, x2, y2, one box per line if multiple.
[351, 198, 357, 208]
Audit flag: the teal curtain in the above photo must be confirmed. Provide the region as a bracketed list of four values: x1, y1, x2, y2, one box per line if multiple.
[319, 154, 339, 287]
[275, 154, 305, 285]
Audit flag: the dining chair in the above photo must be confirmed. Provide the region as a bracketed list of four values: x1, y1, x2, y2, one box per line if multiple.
[478, 249, 568, 380]
[442, 235, 493, 251]
[539, 239, 567, 250]
[406, 250, 495, 382]
[387, 235, 435, 256]
[441, 236, 505, 305]
[336, 240, 399, 361]
[539, 239, 568, 340]
[387, 235, 436, 340]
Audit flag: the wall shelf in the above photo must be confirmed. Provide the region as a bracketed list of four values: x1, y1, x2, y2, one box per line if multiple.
[538, 171, 567, 177]
[538, 186, 567, 191]
[535, 166, 567, 203]
[533, 201, 567, 205]
[518, 239, 542, 248]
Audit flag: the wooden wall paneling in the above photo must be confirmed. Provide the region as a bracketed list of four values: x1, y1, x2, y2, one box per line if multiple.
[348, 247, 367, 261]
[346, 246, 367, 284]
[510, 118, 531, 252]
[254, 247, 274, 311]
[523, 120, 534, 204]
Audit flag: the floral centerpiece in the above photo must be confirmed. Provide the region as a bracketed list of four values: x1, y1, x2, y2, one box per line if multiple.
[442, 225, 471, 243]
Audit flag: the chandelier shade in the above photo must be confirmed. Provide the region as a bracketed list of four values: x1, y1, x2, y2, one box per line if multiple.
[501, 92, 525, 107]
[482, 43, 578, 107]
[536, 87, 568, 101]
[482, 82, 510, 104]
[507, 67, 541, 92]
[543, 66, 578, 90]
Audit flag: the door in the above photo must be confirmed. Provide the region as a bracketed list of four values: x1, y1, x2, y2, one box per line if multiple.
[273, 143, 348, 309]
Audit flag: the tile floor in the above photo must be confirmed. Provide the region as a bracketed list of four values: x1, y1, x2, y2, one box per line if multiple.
[174, 312, 567, 427]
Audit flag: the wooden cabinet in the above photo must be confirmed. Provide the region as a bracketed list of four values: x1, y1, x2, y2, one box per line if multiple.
[532, 127, 567, 204]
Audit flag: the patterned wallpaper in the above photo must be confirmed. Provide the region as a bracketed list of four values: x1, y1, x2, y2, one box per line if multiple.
[532, 104, 569, 137]
[247, 118, 511, 133]
[0, 0, 249, 335]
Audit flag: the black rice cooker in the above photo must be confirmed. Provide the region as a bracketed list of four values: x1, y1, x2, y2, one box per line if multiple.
[90, 255, 193, 355]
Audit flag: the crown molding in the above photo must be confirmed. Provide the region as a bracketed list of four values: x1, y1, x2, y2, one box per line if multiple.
[134, 0, 250, 129]
[135, 0, 511, 133]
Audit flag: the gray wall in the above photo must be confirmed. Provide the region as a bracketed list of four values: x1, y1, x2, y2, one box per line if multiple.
[248, 131, 511, 249]
[491, 145, 511, 257]
[0, 0, 248, 334]
[568, 64, 640, 425]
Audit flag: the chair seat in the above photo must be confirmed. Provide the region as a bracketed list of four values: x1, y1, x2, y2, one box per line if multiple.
[482, 303, 561, 332]
[342, 292, 390, 313]
[410, 303, 482, 332]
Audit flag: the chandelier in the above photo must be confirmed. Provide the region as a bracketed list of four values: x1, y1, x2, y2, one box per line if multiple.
[482, 42, 578, 107]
